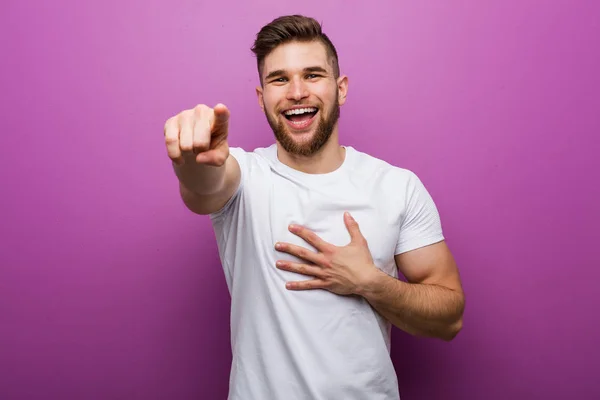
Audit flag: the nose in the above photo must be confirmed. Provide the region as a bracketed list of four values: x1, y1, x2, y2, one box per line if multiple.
[286, 77, 309, 101]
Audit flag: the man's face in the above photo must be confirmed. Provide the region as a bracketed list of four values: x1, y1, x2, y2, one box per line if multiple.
[257, 41, 348, 156]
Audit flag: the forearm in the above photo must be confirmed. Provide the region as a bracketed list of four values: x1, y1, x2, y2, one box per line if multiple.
[173, 154, 228, 195]
[358, 269, 464, 341]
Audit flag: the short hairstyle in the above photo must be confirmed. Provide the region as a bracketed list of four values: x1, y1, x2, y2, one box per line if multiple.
[251, 15, 340, 83]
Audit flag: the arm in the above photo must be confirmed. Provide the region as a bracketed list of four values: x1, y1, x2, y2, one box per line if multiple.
[274, 213, 465, 341]
[175, 154, 241, 215]
[357, 241, 465, 341]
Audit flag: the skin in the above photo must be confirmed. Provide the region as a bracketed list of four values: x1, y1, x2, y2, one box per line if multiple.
[163, 40, 465, 341]
[256, 41, 349, 174]
[275, 213, 465, 341]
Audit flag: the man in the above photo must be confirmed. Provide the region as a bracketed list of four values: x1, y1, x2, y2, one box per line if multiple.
[164, 15, 464, 400]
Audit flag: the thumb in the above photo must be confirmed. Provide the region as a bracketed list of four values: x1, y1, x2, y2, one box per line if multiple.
[344, 212, 364, 244]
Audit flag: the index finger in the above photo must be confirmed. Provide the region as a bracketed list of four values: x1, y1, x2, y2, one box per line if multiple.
[211, 103, 230, 132]
[288, 224, 331, 253]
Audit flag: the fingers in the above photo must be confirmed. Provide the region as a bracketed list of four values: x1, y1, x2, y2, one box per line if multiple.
[192, 105, 212, 153]
[212, 103, 230, 133]
[276, 261, 324, 278]
[285, 279, 328, 291]
[275, 242, 324, 266]
[194, 146, 229, 166]
[178, 111, 194, 152]
[275, 261, 328, 291]
[164, 117, 183, 164]
[164, 103, 229, 165]
[288, 224, 329, 253]
[344, 212, 366, 244]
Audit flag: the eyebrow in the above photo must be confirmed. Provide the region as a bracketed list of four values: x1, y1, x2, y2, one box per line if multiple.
[264, 66, 329, 81]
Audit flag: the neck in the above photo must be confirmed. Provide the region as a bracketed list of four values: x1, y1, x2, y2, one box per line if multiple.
[276, 131, 345, 174]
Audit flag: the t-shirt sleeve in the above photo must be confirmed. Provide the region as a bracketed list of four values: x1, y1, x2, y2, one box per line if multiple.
[395, 171, 445, 254]
[208, 147, 248, 282]
[208, 147, 247, 222]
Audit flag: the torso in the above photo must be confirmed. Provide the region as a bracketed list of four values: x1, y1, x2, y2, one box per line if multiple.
[210, 144, 415, 400]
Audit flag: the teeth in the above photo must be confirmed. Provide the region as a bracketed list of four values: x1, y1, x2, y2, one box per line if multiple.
[284, 107, 317, 116]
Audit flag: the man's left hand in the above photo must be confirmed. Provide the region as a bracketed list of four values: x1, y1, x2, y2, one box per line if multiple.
[274, 212, 380, 295]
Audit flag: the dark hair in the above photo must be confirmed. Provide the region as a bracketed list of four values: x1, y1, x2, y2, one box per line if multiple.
[251, 15, 340, 83]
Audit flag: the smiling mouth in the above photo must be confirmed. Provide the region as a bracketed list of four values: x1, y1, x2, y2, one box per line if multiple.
[282, 107, 319, 124]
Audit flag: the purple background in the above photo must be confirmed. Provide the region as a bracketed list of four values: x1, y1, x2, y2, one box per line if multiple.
[1, 0, 599, 399]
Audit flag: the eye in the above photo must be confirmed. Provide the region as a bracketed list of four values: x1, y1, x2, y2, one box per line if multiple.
[306, 74, 320, 79]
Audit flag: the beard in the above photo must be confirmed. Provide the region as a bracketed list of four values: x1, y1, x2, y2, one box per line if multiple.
[264, 98, 340, 157]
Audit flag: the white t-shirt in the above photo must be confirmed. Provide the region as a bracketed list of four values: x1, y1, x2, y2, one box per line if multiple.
[209, 144, 444, 400]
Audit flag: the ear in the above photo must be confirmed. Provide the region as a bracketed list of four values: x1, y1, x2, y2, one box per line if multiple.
[256, 86, 265, 112]
[337, 75, 349, 106]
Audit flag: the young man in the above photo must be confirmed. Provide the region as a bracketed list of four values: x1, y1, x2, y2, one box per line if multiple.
[164, 15, 464, 400]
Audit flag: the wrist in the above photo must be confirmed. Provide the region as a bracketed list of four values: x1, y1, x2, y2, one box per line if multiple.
[173, 159, 227, 195]
[355, 265, 389, 298]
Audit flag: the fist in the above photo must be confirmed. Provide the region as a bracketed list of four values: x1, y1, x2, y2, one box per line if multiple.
[164, 103, 230, 166]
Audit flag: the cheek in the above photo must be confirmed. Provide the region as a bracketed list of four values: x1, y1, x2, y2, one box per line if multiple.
[263, 92, 281, 112]
[315, 86, 338, 105]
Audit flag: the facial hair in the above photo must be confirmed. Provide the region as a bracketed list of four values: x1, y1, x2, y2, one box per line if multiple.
[265, 97, 340, 157]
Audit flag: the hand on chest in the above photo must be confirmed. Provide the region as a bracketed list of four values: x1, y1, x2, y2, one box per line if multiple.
[269, 198, 398, 271]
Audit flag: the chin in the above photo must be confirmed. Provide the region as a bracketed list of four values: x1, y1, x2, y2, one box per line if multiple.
[284, 126, 317, 140]
[265, 105, 338, 157]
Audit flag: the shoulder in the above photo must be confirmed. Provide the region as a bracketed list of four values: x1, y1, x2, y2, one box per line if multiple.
[226, 144, 278, 180]
[207, 145, 273, 221]
[228, 144, 276, 167]
[347, 147, 421, 190]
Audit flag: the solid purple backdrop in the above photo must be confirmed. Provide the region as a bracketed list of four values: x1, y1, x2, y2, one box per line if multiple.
[1, 1, 599, 399]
